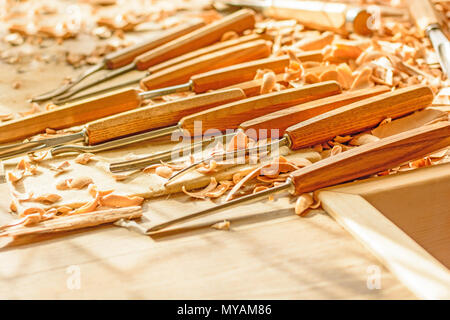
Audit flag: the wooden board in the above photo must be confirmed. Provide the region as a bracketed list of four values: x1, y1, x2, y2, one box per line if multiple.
[317, 163, 450, 300]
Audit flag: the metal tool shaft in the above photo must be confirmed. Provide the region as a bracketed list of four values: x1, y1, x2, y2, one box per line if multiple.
[147, 178, 294, 232]
[31, 63, 105, 102]
[53, 63, 137, 103]
[166, 136, 289, 183]
[427, 25, 450, 76]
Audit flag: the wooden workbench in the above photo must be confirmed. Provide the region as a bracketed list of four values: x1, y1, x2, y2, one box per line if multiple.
[0, 4, 417, 299]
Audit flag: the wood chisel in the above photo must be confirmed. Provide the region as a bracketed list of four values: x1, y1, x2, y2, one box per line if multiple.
[409, 0, 450, 75]
[224, 0, 372, 35]
[148, 121, 450, 232]
[48, 82, 340, 160]
[165, 85, 433, 182]
[0, 40, 269, 144]
[0, 89, 246, 162]
[33, 8, 256, 102]
[109, 86, 389, 172]
[31, 20, 206, 102]
[54, 33, 268, 103]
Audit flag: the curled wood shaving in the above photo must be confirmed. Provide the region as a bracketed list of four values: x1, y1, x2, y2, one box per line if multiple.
[155, 166, 173, 179]
[67, 176, 93, 189]
[182, 177, 218, 199]
[49, 161, 71, 176]
[196, 160, 218, 174]
[349, 133, 380, 146]
[295, 193, 314, 216]
[295, 31, 334, 51]
[260, 71, 276, 94]
[75, 153, 95, 164]
[204, 180, 233, 198]
[350, 67, 374, 90]
[99, 194, 144, 208]
[211, 220, 230, 231]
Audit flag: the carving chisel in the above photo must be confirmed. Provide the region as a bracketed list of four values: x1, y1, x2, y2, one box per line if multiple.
[148, 121, 450, 232]
[0, 40, 269, 144]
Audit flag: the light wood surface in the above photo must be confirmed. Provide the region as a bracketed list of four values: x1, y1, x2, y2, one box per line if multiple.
[0, 87, 142, 144]
[290, 122, 450, 194]
[286, 85, 434, 150]
[241, 86, 390, 139]
[318, 163, 450, 299]
[190, 50, 323, 93]
[105, 20, 205, 69]
[179, 81, 341, 135]
[135, 9, 256, 70]
[140, 39, 271, 90]
[86, 88, 245, 144]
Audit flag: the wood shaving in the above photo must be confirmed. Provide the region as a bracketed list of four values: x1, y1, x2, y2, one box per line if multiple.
[155, 165, 173, 179]
[260, 71, 276, 94]
[295, 193, 314, 216]
[211, 220, 230, 231]
[99, 194, 144, 208]
[182, 177, 218, 199]
[49, 161, 71, 176]
[75, 153, 95, 165]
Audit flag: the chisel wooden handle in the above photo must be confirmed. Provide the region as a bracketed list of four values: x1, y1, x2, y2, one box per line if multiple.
[291, 121, 450, 194]
[409, 0, 441, 36]
[179, 81, 341, 136]
[285, 85, 434, 150]
[104, 20, 205, 69]
[140, 39, 271, 90]
[264, 1, 371, 35]
[147, 33, 265, 75]
[0, 88, 142, 144]
[134, 9, 256, 70]
[190, 50, 322, 93]
[240, 86, 390, 139]
[85, 88, 246, 145]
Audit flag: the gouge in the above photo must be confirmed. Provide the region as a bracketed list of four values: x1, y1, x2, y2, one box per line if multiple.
[148, 121, 450, 232]
[408, 0, 450, 75]
[166, 85, 433, 182]
[54, 33, 267, 103]
[31, 20, 205, 102]
[110, 86, 387, 172]
[225, 0, 372, 35]
[55, 39, 272, 104]
[108, 81, 341, 172]
[0, 89, 246, 161]
[57, 48, 321, 104]
[0, 40, 268, 144]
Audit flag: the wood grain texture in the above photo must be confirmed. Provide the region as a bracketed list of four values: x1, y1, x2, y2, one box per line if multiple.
[290, 121, 450, 194]
[179, 81, 341, 136]
[105, 20, 205, 69]
[0, 87, 142, 144]
[241, 86, 390, 139]
[318, 163, 450, 299]
[140, 39, 271, 90]
[147, 33, 265, 75]
[86, 88, 246, 144]
[286, 85, 434, 150]
[190, 50, 323, 93]
[265, 1, 371, 35]
[135, 9, 256, 70]
[408, 0, 440, 35]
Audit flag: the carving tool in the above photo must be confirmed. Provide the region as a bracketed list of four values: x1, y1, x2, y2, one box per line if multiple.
[224, 0, 372, 35]
[409, 0, 450, 75]
[0, 40, 269, 144]
[110, 86, 388, 172]
[51, 82, 339, 163]
[53, 33, 267, 103]
[148, 121, 450, 232]
[165, 85, 433, 182]
[30, 20, 206, 102]
[33, 9, 256, 102]
[0, 89, 246, 162]
[108, 82, 341, 172]
[54, 39, 272, 104]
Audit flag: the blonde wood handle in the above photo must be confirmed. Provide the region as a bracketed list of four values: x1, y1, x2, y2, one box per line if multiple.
[408, 0, 441, 35]
[0, 88, 142, 144]
[140, 39, 271, 90]
[147, 33, 265, 75]
[285, 85, 434, 150]
[134, 9, 256, 70]
[104, 20, 205, 69]
[179, 81, 341, 136]
[190, 50, 322, 93]
[265, 1, 371, 35]
[240, 86, 390, 139]
[86, 88, 246, 145]
[291, 121, 450, 194]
